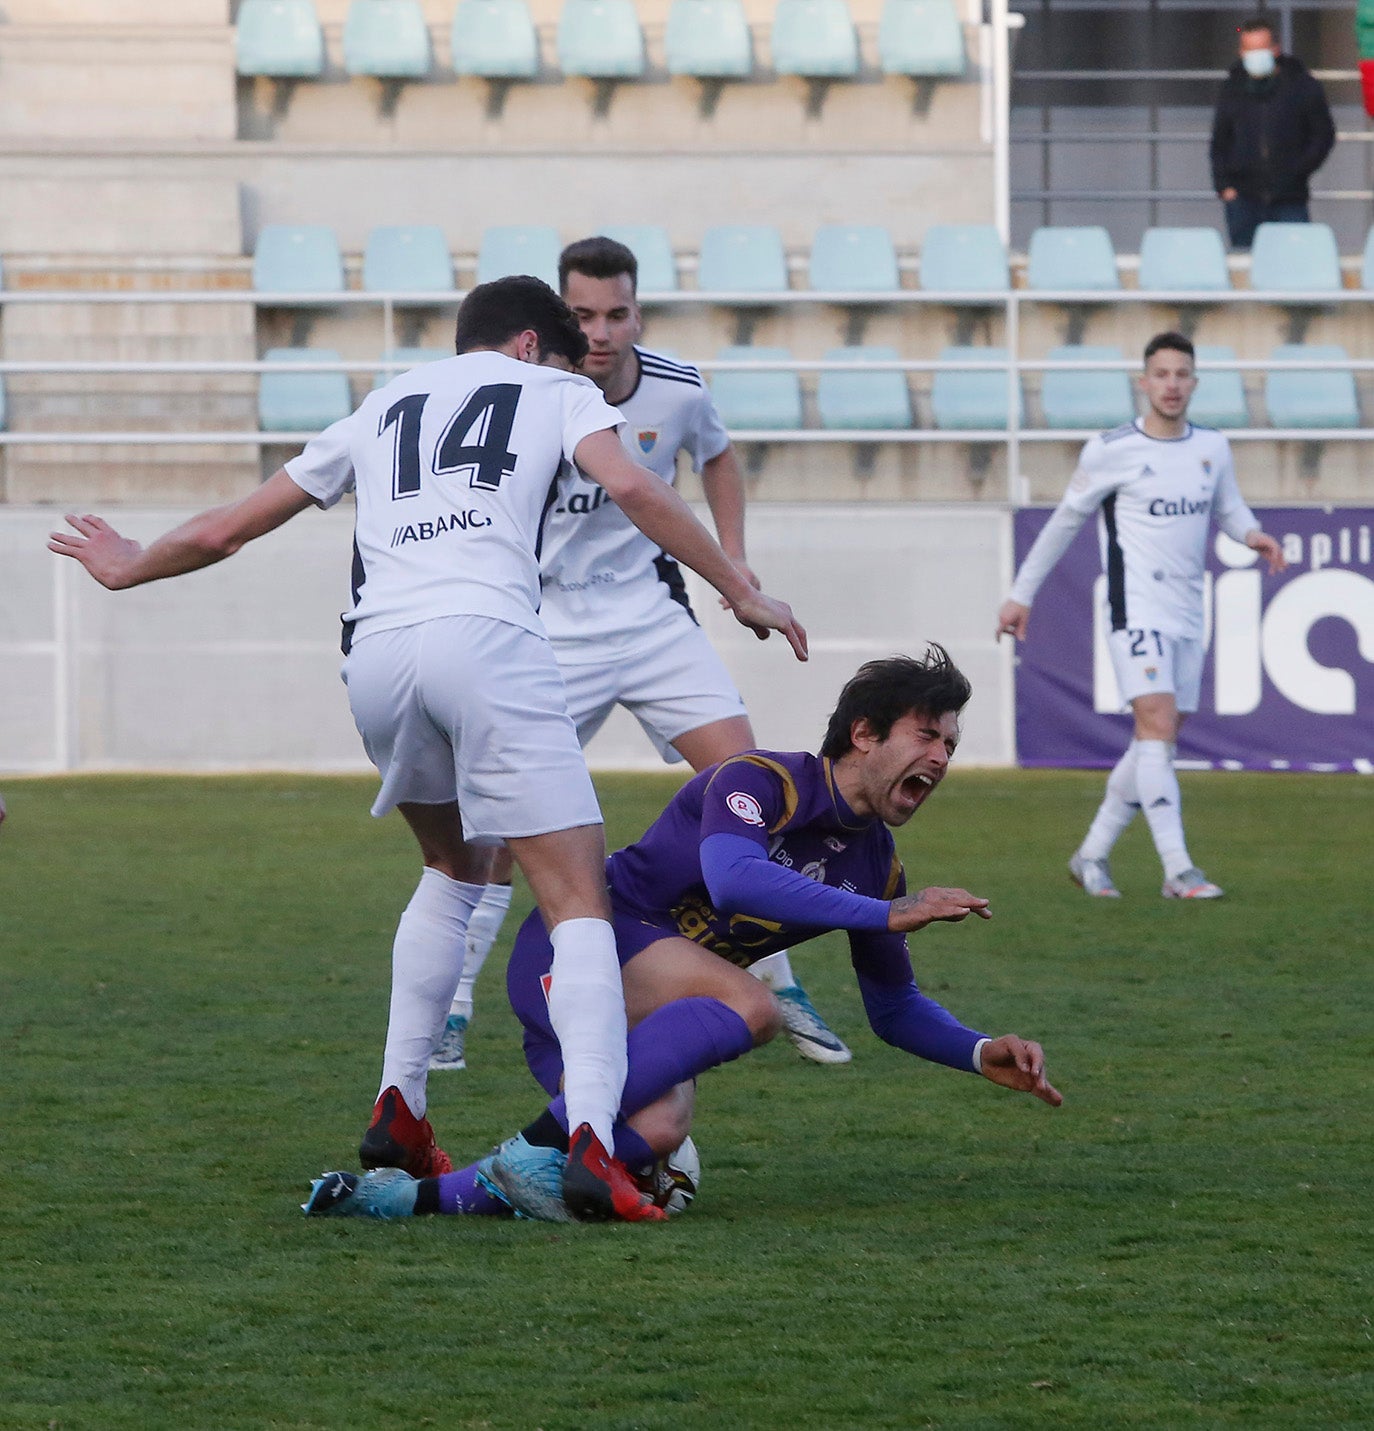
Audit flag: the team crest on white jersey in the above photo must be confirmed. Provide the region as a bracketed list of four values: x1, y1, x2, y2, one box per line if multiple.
[727, 791, 765, 825]
[637, 429, 659, 454]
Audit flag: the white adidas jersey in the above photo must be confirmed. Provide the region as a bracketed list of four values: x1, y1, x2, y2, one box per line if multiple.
[1010, 420, 1258, 639]
[538, 346, 732, 658]
[285, 351, 622, 649]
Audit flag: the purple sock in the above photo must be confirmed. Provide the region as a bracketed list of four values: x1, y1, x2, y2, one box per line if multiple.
[431, 1161, 512, 1216]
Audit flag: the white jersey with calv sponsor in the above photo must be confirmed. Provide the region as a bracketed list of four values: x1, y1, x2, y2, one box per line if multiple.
[538, 346, 731, 659]
[284, 352, 622, 650]
[1010, 420, 1259, 640]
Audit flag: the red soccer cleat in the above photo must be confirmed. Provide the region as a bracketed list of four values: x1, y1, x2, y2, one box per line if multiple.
[562, 1122, 667, 1223]
[358, 1085, 453, 1178]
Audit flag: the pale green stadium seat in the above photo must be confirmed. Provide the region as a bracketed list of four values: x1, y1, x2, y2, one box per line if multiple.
[476, 225, 561, 287]
[1360, 227, 1374, 289]
[817, 347, 912, 430]
[879, 0, 965, 77]
[557, 0, 645, 78]
[1249, 223, 1342, 293]
[344, 0, 432, 77]
[1138, 227, 1231, 292]
[665, 0, 752, 78]
[808, 226, 900, 293]
[1026, 226, 1119, 292]
[919, 224, 1008, 293]
[236, 0, 325, 77]
[1190, 345, 1249, 428]
[697, 225, 788, 294]
[363, 226, 455, 291]
[1041, 345, 1133, 429]
[710, 347, 803, 429]
[771, 0, 859, 78]
[0, 376, 6, 433]
[1265, 344, 1359, 427]
[253, 225, 345, 294]
[450, 0, 539, 78]
[930, 347, 1021, 430]
[372, 348, 451, 387]
[259, 348, 352, 431]
[597, 225, 678, 293]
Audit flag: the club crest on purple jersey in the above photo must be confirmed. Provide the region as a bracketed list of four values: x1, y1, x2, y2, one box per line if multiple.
[726, 791, 764, 826]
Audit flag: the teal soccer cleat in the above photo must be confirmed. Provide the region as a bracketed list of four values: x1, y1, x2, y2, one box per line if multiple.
[430, 1012, 469, 1071]
[482, 1132, 576, 1224]
[774, 983, 852, 1065]
[302, 1167, 419, 1220]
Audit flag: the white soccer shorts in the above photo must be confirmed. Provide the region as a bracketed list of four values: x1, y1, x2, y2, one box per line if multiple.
[1106, 626, 1205, 713]
[342, 615, 603, 843]
[555, 614, 748, 763]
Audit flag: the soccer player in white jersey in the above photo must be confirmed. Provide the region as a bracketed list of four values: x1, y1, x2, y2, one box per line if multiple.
[433, 237, 851, 1075]
[996, 331, 1286, 900]
[49, 275, 808, 1223]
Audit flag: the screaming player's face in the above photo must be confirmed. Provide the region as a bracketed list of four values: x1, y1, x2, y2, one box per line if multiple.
[1139, 348, 1197, 425]
[562, 270, 643, 394]
[849, 708, 960, 827]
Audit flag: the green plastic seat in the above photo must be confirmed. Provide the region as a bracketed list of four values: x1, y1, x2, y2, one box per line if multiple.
[710, 347, 803, 429]
[879, 0, 965, 77]
[1138, 227, 1231, 292]
[931, 346, 1021, 430]
[771, 0, 858, 78]
[236, 0, 324, 77]
[344, 0, 431, 77]
[1249, 223, 1341, 293]
[259, 348, 352, 431]
[362, 227, 455, 292]
[1041, 345, 1133, 429]
[450, 0, 539, 78]
[557, 0, 645, 78]
[920, 224, 1008, 293]
[698, 225, 788, 294]
[253, 226, 344, 295]
[665, 0, 752, 78]
[808, 226, 899, 293]
[1190, 345, 1249, 428]
[1265, 344, 1359, 427]
[817, 347, 912, 430]
[476, 225, 561, 287]
[1027, 227, 1119, 292]
[597, 225, 678, 293]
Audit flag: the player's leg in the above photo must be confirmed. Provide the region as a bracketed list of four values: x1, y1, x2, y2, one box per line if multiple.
[1072, 740, 1139, 896]
[432, 842, 514, 1071]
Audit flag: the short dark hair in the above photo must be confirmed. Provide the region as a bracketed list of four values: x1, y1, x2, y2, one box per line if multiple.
[559, 235, 638, 295]
[820, 646, 972, 759]
[1239, 15, 1275, 38]
[1143, 331, 1195, 366]
[453, 275, 589, 365]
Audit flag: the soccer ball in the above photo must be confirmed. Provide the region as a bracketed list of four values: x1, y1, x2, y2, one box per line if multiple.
[640, 1135, 700, 1215]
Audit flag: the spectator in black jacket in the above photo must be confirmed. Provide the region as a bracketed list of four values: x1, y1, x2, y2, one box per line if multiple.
[1210, 16, 1335, 250]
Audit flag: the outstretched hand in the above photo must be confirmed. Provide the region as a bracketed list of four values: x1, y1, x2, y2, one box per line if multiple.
[887, 887, 992, 932]
[1247, 531, 1287, 576]
[48, 513, 145, 590]
[728, 587, 809, 662]
[980, 1035, 1062, 1106]
[995, 599, 1030, 642]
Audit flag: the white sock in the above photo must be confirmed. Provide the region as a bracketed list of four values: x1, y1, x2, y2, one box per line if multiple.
[449, 881, 512, 1020]
[1079, 741, 1141, 861]
[378, 868, 484, 1119]
[546, 917, 627, 1152]
[1135, 739, 1193, 879]
[748, 950, 797, 991]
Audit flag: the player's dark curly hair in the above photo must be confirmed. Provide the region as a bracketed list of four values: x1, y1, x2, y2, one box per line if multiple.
[453, 275, 589, 366]
[820, 645, 972, 758]
[559, 235, 639, 295]
[1143, 330, 1194, 365]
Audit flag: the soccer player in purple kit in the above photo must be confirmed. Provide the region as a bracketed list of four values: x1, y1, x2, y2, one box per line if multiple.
[304, 647, 1061, 1223]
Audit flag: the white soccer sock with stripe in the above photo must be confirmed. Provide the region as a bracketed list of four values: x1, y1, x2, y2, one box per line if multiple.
[378, 867, 484, 1119]
[1079, 740, 1142, 861]
[448, 881, 513, 1020]
[1135, 739, 1194, 880]
[546, 916, 627, 1152]
[747, 950, 797, 991]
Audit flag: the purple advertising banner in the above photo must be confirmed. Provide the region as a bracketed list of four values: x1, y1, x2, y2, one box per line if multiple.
[1013, 507, 1374, 772]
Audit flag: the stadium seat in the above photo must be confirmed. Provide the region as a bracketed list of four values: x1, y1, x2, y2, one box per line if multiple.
[930, 347, 1020, 430]
[771, 0, 859, 78]
[363, 226, 455, 292]
[259, 348, 352, 431]
[1138, 227, 1231, 292]
[253, 225, 345, 294]
[1249, 223, 1342, 293]
[557, 0, 646, 79]
[709, 347, 803, 429]
[1040, 345, 1134, 429]
[597, 225, 677, 293]
[236, 0, 325, 77]
[1026, 227, 1120, 292]
[1360, 228, 1374, 289]
[344, 0, 432, 77]
[817, 347, 912, 430]
[665, 0, 752, 78]
[0, 376, 6, 432]
[1264, 344, 1359, 428]
[450, 0, 539, 78]
[919, 224, 1008, 293]
[476, 225, 561, 287]
[808, 226, 900, 293]
[1190, 345, 1249, 428]
[878, 0, 965, 77]
[372, 348, 451, 387]
[697, 225, 789, 294]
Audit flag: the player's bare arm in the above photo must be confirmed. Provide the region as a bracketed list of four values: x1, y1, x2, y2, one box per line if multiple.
[978, 1035, 1062, 1106]
[699, 445, 760, 595]
[574, 428, 808, 661]
[996, 599, 1031, 642]
[887, 887, 992, 932]
[1246, 530, 1288, 574]
[48, 469, 315, 590]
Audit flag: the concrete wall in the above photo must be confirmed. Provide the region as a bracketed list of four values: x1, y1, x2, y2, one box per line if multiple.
[0, 503, 1015, 775]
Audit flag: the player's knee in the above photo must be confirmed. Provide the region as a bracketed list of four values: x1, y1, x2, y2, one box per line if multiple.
[630, 1085, 694, 1157]
[744, 985, 784, 1046]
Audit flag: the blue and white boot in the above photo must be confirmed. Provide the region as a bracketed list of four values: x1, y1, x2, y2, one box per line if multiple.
[302, 1167, 419, 1220]
[482, 1132, 575, 1223]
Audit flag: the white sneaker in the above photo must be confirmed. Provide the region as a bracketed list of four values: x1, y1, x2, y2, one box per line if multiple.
[1161, 867, 1224, 900]
[1069, 852, 1121, 898]
[774, 984, 852, 1065]
[430, 1012, 468, 1071]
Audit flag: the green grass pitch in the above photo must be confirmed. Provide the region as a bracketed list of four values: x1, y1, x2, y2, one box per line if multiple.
[1, 769, 1370, 1428]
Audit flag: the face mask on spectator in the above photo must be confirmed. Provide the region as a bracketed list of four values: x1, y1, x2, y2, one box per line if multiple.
[1242, 48, 1277, 79]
